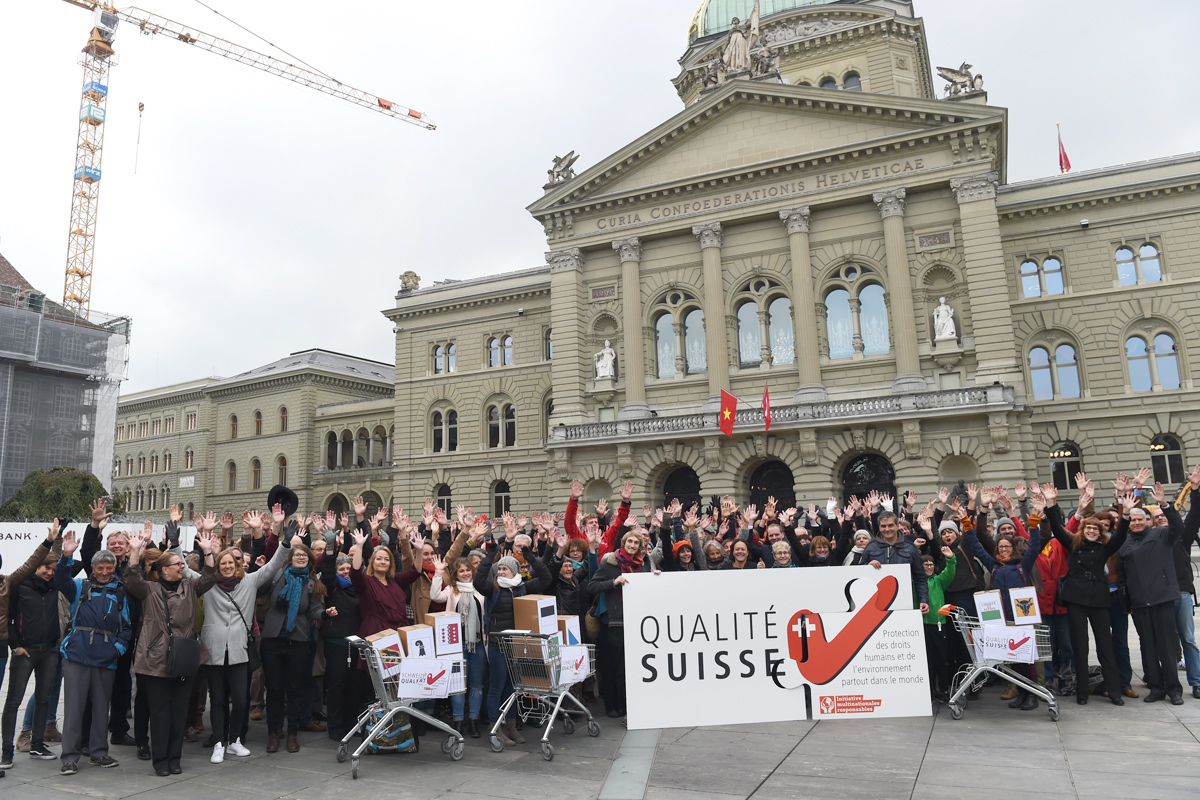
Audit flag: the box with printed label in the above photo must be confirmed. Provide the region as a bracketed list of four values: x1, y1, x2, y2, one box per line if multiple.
[365, 629, 404, 677]
[397, 624, 435, 660]
[557, 615, 582, 645]
[513, 594, 558, 635]
[424, 611, 463, 656]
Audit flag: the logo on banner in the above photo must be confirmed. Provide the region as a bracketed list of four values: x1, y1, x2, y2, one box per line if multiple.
[818, 695, 884, 715]
[786, 575, 898, 685]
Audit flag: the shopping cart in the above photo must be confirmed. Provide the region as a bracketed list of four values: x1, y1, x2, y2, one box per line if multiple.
[337, 635, 467, 778]
[489, 632, 600, 761]
[942, 606, 1059, 721]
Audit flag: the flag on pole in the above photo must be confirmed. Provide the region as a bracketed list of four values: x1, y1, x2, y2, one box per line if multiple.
[763, 386, 772, 432]
[719, 389, 738, 436]
[1057, 123, 1071, 174]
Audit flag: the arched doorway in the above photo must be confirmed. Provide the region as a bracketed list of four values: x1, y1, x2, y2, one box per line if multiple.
[360, 491, 384, 519]
[663, 466, 702, 511]
[325, 493, 349, 515]
[841, 454, 896, 504]
[748, 461, 795, 511]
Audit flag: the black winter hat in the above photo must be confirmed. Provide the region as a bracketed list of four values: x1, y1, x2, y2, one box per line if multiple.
[267, 484, 299, 517]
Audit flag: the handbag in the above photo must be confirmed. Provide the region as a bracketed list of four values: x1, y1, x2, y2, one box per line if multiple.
[162, 590, 202, 678]
[221, 587, 261, 673]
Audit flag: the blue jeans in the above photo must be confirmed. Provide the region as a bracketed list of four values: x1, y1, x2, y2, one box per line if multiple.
[1109, 588, 1133, 690]
[23, 655, 63, 730]
[1042, 612, 1074, 683]
[486, 644, 515, 722]
[1174, 591, 1200, 688]
[451, 646, 487, 720]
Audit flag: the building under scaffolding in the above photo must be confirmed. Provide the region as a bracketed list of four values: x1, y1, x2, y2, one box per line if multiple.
[0, 252, 129, 502]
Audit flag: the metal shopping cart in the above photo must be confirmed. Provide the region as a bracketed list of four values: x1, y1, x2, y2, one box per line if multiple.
[337, 635, 467, 778]
[942, 606, 1059, 721]
[489, 632, 600, 760]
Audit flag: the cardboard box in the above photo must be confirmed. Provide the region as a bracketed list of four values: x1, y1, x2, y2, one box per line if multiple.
[365, 629, 403, 677]
[557, 615, 582, 646]
[510, 631, 562, 660]
[424, 611, 463, 656]
[398, 624, 435, 660]
[513, 594, 558, 635]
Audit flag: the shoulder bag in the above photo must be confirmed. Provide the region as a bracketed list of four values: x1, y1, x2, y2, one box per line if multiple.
[162, 589, 202, 678]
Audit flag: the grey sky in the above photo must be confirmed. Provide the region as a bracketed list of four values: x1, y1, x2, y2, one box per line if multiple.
[1, 1, 1195, 393]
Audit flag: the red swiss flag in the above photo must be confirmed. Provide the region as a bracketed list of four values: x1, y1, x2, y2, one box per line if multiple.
[719, 390, 737, 436]
[763, 386, 772, 432]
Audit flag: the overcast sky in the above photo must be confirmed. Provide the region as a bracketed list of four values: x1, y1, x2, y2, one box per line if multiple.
[2, 1, 1196, 393]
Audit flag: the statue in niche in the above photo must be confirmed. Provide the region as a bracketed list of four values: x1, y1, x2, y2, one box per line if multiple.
[932, 297, 957, 340]
[721, 0, 760, 72]
[594, 340, 616, 379]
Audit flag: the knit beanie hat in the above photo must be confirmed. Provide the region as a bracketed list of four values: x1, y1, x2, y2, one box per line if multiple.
[938, 520, 959, 535]
[496, 555, 520, 576]
[468, 549, 486, 561]
[995, 517, 1016, 533]
[672, 540, 693, 557]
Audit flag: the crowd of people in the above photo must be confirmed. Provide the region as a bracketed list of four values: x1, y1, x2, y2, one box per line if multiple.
[0, 465, 1196, 777]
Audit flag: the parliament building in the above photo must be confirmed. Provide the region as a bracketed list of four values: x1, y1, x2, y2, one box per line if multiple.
[113, 0, 1200, 521]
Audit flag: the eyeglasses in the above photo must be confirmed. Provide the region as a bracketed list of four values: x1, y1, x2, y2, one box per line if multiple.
[165, 561, 183, 569]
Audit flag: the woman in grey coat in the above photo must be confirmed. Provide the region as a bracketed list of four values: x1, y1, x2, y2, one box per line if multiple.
[199, 510, 289, 763]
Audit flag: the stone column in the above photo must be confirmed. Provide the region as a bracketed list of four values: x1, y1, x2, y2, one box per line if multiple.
[779, 207, 826, 402]
[613, 237, 650, 419]
[872, 189, 925, 394]
[692, 223, 729, 404]
[950, 172, 1021, 386]
[547, 248, 588, 423]
[367, 436, 375, 466]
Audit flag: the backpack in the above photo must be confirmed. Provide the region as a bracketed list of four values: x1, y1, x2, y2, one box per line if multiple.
[69, 578, 126, 630]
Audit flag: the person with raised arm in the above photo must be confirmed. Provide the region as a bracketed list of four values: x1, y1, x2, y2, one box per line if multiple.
[565, 479, 633, 559]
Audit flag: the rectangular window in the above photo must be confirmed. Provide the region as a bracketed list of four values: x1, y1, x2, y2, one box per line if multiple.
[54, 387, 76, 420]
[11, 382, 31, 416]
[186, 413, 196, 431]
[166, 417, 175, 433]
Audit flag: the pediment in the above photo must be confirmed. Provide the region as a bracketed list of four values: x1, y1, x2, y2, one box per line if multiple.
[529, 82, 1004, 215]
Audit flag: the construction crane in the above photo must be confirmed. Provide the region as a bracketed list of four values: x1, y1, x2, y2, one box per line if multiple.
[59, 2, 435, 316]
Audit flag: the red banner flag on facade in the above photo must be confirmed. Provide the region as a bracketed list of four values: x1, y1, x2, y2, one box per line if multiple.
[763, 386, 772, 432]
[1057, 124, 1071, 174]
[719, 389, 737, 436]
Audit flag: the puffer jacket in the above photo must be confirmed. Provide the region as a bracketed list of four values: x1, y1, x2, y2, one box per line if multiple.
[967, 516, 1045, 619]
[10, 567, 63, 650]
[319, 551, 361, 642]
[1, 537, 60, 647]
[473, 547, 551, 632]
[55, 560, 131, 669]
[124, 562, 216, 678]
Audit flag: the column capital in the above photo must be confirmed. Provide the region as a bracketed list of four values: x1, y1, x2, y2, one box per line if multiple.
[691, 222, 724, 249]
[950, 171, 999, 204]
[779, 206, 812, 234]
[612, 237, 642, 263]
[872, 189, 907, 219]
[546, 248, 583, 273]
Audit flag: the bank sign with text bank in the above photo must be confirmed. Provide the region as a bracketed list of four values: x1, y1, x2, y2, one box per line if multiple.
[623, 565, 929, 729]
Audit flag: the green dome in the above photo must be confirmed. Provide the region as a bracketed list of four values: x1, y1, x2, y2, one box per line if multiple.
[688, 0, 846, 44]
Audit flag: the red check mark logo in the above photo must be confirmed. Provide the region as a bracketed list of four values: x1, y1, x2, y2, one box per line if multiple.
[1008, 636, 1030, 650]
[574, 655, 585, 670]
[786, 575, 898, 685]
[426, 670, 446, 686]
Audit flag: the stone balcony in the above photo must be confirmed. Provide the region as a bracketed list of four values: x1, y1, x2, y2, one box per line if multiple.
[547, 385, 1015, 448]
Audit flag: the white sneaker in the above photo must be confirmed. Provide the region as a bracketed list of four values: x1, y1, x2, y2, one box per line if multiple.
[210, 743, 224, 764]
[226, 739, 250, 757]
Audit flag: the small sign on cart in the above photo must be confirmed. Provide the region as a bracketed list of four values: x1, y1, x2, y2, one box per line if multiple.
[397, 658, 453, 699]
[559, 645, 589, 684]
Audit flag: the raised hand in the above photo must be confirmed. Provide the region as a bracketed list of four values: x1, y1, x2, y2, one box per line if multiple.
[739, 504, 758, 530]
[966, 483, 979, 503]
[595, 498, 609, 518]
[369, 508, 387, 532]
[220, 513, 235, 534]
[717, 519, 730, 541]
[1078, 483, 1094, 511]
[243, 510, 263, 531]
[1151, 481, 1166, 505]
[555, 530, 568, 550]
[43, 517, 58, 542]
[325, 510, 337, 532]
[1041, 483, 1058, 504]
[202, 512, 218, 533]
[905, 491, 917, 510]
[338, 512, 350, 531]
[620, 480, 633, 502]
[311, 513, 326, 535]
[979, 486, 993, 507]
[764, 496, 777, 519]
[780, 507, 797, 527]
[255, 555, 267, 568]
[516, 513, 529, 531]
[570, 479, 584, 500]
[89, 498, 112, 530]
[917, 513, 933, 534]
[1190, 464, 1200, 490]
[169, 504, 182, 524]
[652, 508, 665, 529]
[940, 545, 953, 560]
[62, 529, 79, 558]
[391, 506, 404, 530]
[1029, 491, 1046, 516]
[272, 504, 286, 526]
[936, 486, 950, 505]
[1132, 468, 1152, 489]
[1112, 473, 1131, 493]
[352, 496, 367, 517]
[721, 495, 736, 519]
[351, 527, 367, 547]
[1117, 490, 1138, 515]
[192, 513, 205, 530]
[683, 509, 699, 531]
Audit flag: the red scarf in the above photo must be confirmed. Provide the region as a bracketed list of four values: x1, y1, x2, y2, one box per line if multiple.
[615, 548, 643, 574]
[422, 562, 437, 581]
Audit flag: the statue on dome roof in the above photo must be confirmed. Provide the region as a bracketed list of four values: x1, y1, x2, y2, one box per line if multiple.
[721, 0, 760, 72]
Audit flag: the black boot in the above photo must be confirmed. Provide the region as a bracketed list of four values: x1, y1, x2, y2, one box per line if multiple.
[1007, 689, 1025, 709]
[1019, 691, 1039, 711]
[466, 719, 480, 739]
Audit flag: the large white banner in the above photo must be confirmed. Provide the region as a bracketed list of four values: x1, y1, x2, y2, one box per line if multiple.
[622, 565, 930, 729]
[0, 523, 197, 571]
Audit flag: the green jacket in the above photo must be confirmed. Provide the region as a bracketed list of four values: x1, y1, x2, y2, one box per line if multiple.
[921, 555, 956, 625]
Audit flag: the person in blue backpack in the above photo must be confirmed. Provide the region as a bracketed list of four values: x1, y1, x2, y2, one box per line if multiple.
[54, 530, 132, 775]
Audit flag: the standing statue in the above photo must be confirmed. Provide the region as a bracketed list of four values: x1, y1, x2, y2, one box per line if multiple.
[594, 340, 616, 379]
[932, 297, 957, 340]
[721, 0, 760, 72]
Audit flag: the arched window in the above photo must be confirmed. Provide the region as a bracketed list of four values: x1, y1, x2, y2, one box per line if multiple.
[1050, 442, 1081, 491]
[1150, 435, 1185, 485]
[432, 411, 444, 452]
[488, 406, 501, 448]
[748, 460, 796, 511]
[1020, 257, 1065, 298]
[487, 404, 515, 448]
[1029, 343, 1081, 401]
[504, 404, 516, 446]
[1127, 336, 1151, 391]
[227, 461, 237, 492]
[1029, 347, 1052, 401]
[277, 456, 287, 485]
[151, 454, 159, 473]
[187, 502, 194, 518]
[164, 452, 171, 472]
[663, 466, 701, 509]
[858, 284, 890, 356]
[447, 343, 456, 373]
[843, 72, 862, 91]
[254, 411, 262, 436]
[768, 297, 794, 366]
[684, 309, 706, 374]
[162, 487, 170, 510]
[488, 337, 501, 367]
[819, 78, 838, 90]
[655, 313, 676, 379]
[1056, 345, 1080, 398]
[737, 301, 761, 367]
[825, 289, 853, 359]
[447, 411, 458, 452]
[230, 415, 238, 439]
[433, 345, 445, 374]
[251, 458, 261, 490]
[279, 407, 288, 432]
[1116, 244, 1163, 285]
[842, 454, 896, 504]
[503, 336, 513, 366]
[544, 398, 554, 440]
[543, 330, 553, 360]
[138, 455, 145, 474]
[493, 480, 511, 518]
[436, 484, 453, 517]
[1155, 334, 1181, 390]
[326, 432, 338, 469]
[184, 448, 194, 470]
[149, 488, 157, 510]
